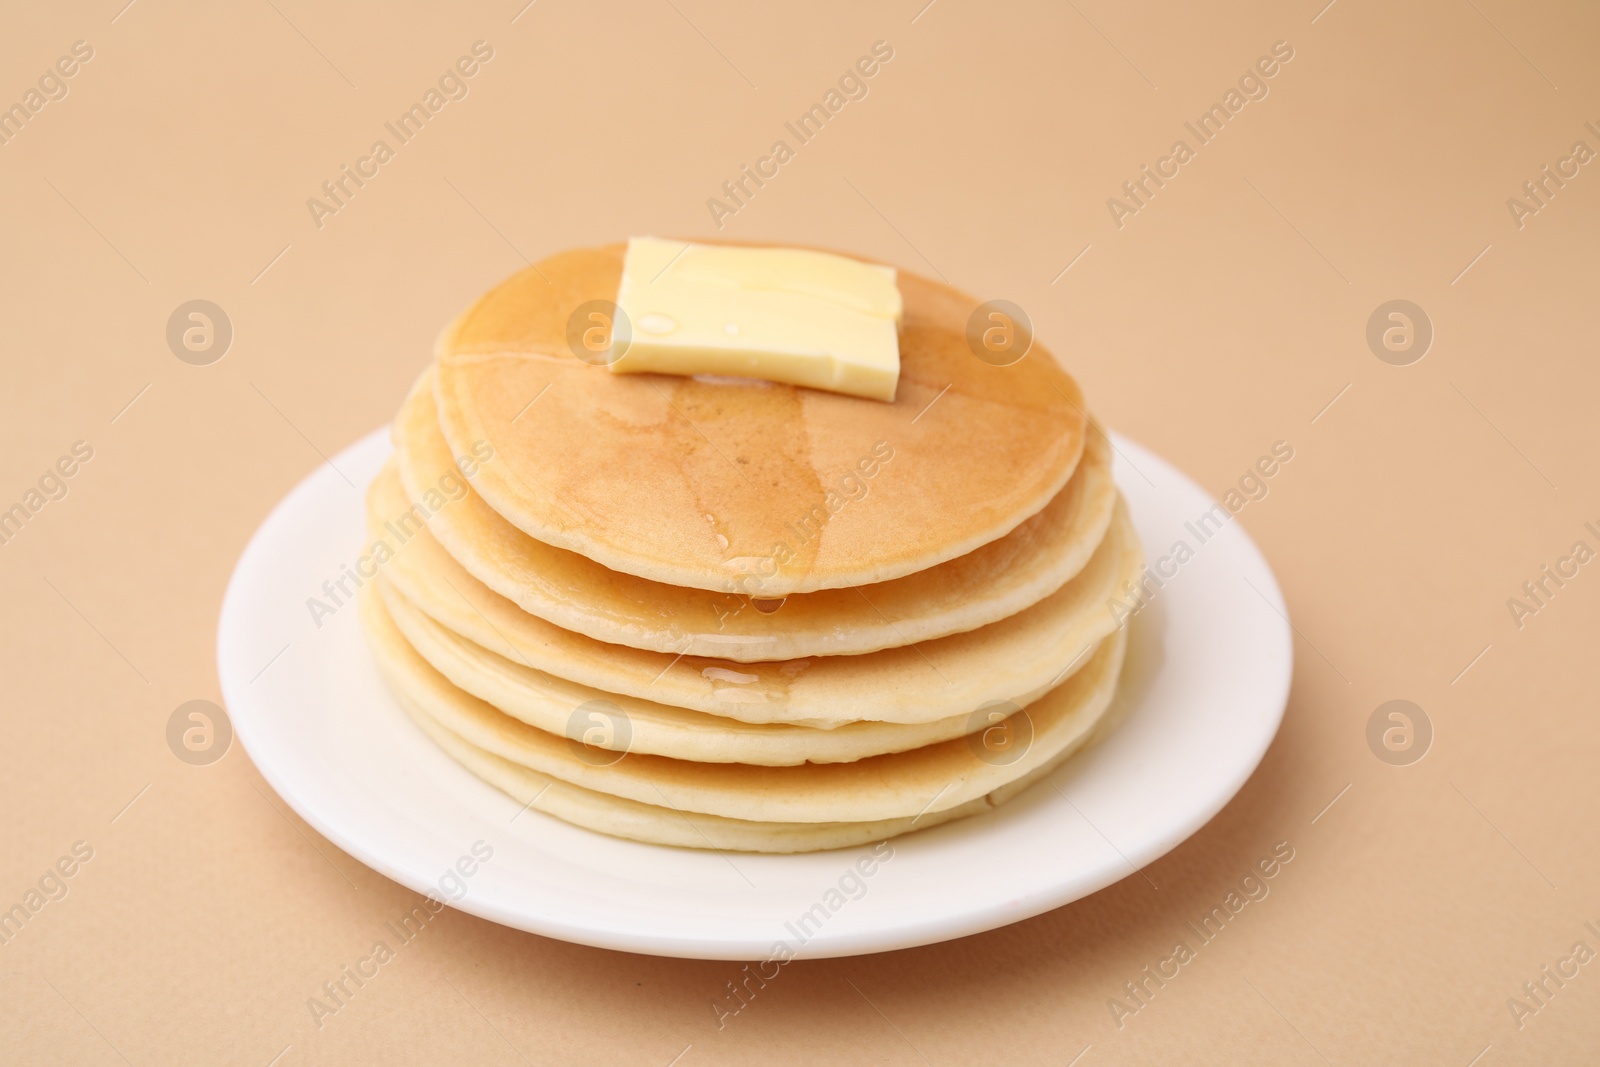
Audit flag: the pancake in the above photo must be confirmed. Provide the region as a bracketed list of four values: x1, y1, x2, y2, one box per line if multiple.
[402, 695, 1109, 853]
[431, 243, 1089, 595]
[361, 583, 1127, 824]
[370, 462, 1144, 726]
[377, 578, 984, 765]
[397, 368, 1117, 660]
[401, 699, 996, 853]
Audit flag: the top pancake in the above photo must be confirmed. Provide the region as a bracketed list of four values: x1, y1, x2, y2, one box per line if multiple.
[433, 243, 1088, 595]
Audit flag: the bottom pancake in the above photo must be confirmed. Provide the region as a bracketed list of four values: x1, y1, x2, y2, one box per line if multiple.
[397, 681, 1123, 853]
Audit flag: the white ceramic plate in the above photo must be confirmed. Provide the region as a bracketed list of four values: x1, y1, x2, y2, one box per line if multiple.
[219, 428, 1291, 960]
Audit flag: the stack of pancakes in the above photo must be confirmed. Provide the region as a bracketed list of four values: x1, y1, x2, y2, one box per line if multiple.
[360, 243, 1144, 853]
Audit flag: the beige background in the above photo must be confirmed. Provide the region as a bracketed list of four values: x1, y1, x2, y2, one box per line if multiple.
[2, 0, 1597, 1063]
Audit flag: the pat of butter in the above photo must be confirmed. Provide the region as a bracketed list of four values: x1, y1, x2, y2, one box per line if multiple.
[609, 237, 903, 402]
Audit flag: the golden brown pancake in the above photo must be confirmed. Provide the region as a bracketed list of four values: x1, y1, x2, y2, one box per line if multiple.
[362, 584, 1126, 824]
[378, 578, 985, 765]
[397, 368, 1116, 660]
[401, 697, 1109, 853]
[399, 701, 982, 853]
[368, 462, 1143, 726]
[432, 243, 1089, 594]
